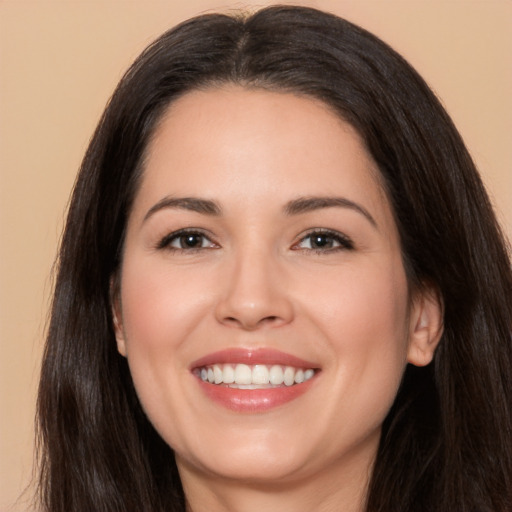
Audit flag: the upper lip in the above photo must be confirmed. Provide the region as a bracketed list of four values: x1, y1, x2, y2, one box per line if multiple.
[190, 348, 320, 370]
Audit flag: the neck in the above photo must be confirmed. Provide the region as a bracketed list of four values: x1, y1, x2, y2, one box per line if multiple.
[177, 445, 375, 512]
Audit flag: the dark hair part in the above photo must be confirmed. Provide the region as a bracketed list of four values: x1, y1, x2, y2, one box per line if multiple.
[37, 5, 512, 511]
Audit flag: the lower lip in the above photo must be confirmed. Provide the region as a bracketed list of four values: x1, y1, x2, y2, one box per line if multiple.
[196, 377, 316, 412]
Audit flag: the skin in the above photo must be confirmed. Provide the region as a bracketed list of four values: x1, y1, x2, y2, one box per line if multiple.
[113, 86, 442, 512]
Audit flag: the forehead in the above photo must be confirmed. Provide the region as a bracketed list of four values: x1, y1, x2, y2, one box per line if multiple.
[133, 86, 392, 225]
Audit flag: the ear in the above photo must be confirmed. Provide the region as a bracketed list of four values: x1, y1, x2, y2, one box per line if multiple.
[110, 277, 127, 357]
[407, 285, 444, 367]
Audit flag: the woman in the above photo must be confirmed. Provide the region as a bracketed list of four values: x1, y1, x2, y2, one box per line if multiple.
[37, 5, 512, 511]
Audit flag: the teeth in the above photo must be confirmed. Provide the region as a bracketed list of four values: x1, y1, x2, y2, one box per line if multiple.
[213, 365, 223, 384]
[222, 364, 235, 384]
[283, 366, 295, 386]
[252, 365, 270, 385]
[234, 364, 252, 385]
[269, 365, 284, 385]
[198, 363, 316, 387]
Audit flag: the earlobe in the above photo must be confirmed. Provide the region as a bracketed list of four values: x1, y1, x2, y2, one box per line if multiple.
[407, 287, 444, 367]
[110, 277, 127, 357]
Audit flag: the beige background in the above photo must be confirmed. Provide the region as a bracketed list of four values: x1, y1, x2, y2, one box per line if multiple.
[1, 1, 510, 510]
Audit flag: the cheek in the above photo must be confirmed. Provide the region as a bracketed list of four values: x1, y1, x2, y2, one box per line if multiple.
[117, 258, 207, 441]
[307, 256, 409, 339]
[119, 257, 211, 354]
[305, 258, 410, 404]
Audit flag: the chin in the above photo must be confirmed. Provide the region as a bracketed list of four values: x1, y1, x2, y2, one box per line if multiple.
[174, 428, 317, 484]
[181, 451, 311, 485]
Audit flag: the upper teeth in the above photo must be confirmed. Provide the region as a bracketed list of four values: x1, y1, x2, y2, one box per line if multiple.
[198, 364, 315, 388]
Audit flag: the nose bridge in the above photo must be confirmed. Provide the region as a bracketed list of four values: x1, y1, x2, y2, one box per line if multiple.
[215, 239, 293, 329]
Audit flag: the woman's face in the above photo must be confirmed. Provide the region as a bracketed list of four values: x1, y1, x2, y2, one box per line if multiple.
[114, 87, 439, 488]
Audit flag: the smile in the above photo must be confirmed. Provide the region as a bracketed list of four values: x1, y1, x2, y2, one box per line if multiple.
[191, 349, 320, 412]
[196, 363, 316, 388]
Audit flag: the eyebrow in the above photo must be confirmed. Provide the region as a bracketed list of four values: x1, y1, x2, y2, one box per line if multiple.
[144, 196, 221, 221]
[143, 195, 377, 228]
[284, 196, 377, 228]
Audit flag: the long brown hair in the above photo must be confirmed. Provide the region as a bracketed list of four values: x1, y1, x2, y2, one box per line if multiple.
[37, 6, 512, 511]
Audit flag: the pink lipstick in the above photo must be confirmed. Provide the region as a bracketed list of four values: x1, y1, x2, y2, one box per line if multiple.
[191, 348, 319, 412]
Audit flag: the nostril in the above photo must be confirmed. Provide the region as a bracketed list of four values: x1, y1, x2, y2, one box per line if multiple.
[215, 287, 295, 329]
[255, 315, 282, 328]
[223, 314, 281, 329]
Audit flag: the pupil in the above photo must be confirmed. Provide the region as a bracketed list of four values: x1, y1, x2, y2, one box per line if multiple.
[182, 234, 201, 247]
[312, 235, 332, 248]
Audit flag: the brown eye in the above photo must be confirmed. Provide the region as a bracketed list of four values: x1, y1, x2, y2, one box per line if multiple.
[158, 230, 217, 251]
[309, 234, 336, 249]
[295, 230, 354, 251]
[176, 234, 205, 248]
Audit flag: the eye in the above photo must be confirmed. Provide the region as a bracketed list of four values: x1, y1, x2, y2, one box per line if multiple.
[293, 230, 354, 252]
[157, 229, 217, 251]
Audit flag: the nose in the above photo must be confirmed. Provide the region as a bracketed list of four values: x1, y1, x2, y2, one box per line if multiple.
[214, 248, 294, 330]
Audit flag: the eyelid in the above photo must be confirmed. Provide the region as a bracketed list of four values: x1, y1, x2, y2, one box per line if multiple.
[156, 228, 218, 251]
[155, 227, 353, 253]
[292, 228, 354, 252]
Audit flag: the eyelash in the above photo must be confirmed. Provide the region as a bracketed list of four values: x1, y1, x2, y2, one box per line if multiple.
[156, 228, 217, 252]
[156, 228, 354, 253]
[293, 229, 354, 253]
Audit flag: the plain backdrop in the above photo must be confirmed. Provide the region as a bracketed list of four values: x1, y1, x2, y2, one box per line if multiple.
[1, 1, 510, 510]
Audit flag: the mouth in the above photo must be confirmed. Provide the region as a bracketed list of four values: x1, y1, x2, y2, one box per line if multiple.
[194, 363, 316, 388]
[190, 349, 320, 412]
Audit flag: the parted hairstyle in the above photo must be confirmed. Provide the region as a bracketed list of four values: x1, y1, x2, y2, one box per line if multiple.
[37, 5, 512, 511]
